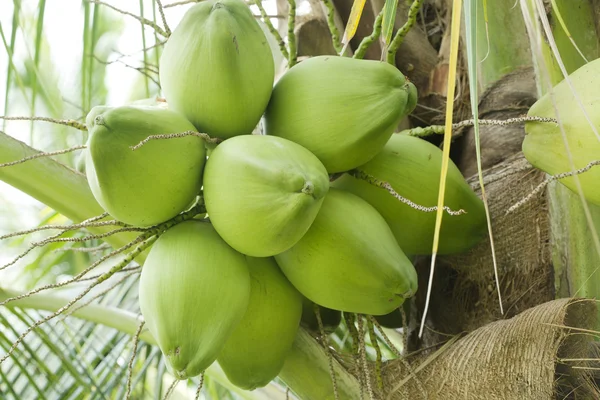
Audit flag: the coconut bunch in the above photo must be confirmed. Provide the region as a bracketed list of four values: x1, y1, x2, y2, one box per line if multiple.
[81, 0, 487, 390]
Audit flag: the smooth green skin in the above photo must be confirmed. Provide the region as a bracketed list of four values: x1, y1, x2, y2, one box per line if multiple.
[85, 105, 206, 227]
[265, 55, 412, 173]
[275, 188, 418, 315]
[159, 0, 274, 139]
[405, 81, 418, 115]
[523, 59, 600, 206]
[75, 150, 86, 173]
[203, 135, 329, 257]
[218, 256, 302, 390]
[332, 134, 487, 255]
[139, 221, 251, 380]
[300, 297, 342, 334]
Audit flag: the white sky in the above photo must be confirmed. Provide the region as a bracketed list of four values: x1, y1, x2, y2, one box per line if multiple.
[0, 0, 281, 284]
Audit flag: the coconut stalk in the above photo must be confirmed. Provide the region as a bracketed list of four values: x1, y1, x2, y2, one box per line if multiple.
[0, 131, 360, 399]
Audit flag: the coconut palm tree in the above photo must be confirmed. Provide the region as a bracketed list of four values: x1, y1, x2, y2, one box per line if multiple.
[1, 0, 599, 398]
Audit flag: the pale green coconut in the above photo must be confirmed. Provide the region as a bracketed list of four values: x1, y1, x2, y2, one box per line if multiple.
[217, 256, 302, 390]
[524, 58, 600, 205]
[159, 0, 274, 139]
[139, 221, 251, 379]
[332, 134, 486, 255]
[275, 188, 418, 315]
[203, 135, 329, 257]
[85, 105, 206, 227]
[264, 55, 417, 173]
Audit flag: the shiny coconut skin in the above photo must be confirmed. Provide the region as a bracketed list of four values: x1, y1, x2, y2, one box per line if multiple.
[332, 134, 487, 255]
[218, 257, 302, 390]
[159, 0, 275, 139]
[139, 221, 251, 380]
[275, 188, 418, 316]
[523, 58, 600, 206]
[85, 105, 206, 227]
[203, 135, 329, 257]
[265, 55, 417, 173]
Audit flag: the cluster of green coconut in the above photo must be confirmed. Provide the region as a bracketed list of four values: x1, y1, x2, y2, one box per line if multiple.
[82, 0, 488, 390]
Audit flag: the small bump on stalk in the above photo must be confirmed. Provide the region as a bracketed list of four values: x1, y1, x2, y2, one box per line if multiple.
[301, 180, 314, 196]
[94, 115, 105, 127]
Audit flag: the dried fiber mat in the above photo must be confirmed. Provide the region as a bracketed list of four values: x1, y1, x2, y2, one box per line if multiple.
[381, 298, 597, 400]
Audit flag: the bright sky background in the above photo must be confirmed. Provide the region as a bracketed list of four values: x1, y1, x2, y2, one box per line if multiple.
[0, 0, 282, 284]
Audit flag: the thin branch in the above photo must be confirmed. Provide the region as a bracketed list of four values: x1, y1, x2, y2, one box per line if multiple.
[76, 266, 141, 282]
[163, 0, 198, 7]
[0, 236, 157, 367]
[130, 130, 221, 151]
[400, 307, 409, 355]
[194, 373, 205, 400]
[287, 0, 297, 68]
[62, 269, 140, 319]
[402, 116, 558, 138]
[368, 316, 401, 358]
[254, 0, 289, 59]
[155, 0, 171, 36]
[32, 227, 148, 246]
[344, 313, 366, 398]
[92, 55, 161, 88]
[369, 316, 427, 399]
[52, 243, 112, 254]
[506, 159, 600, 215]
[354, 10, 383, 60]
[322, 0, 343, 53]
[89, 0, 169, 37]
[0, 145, 86, 169]
[0, 230, 67, 272]
[0, 233, 148, 306]
[366, 318, 383, 391]
[386, 0, 424, 64]
[357, 316, 375, 400]
[125, 320, 146, 400]
[315, 304, 339, 400]
[112, 41, 167, 61]
[348, 170, 466, 215]
[81, 212, 110, 223]
[163, 379, 179, 400]
[0, 116, 87, 131]
[0, 220, 128, 241]
[93, 52, 159, 72]
[0, 205, 202, 368]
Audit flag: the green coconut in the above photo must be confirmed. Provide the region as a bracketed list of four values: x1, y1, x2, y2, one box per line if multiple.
[139, 220, 251, 380]
[85, 105, 206, 227]
[332, 134, 486, 255]
[264, 55, 416, 173]
[218, 256, 302, 390]
[275, 188, 418, 315]
[159, 0, 274, 139]
[203, 135, 329, 257]
[75, 150, 86, 174]
[523, 58, 600, 205]
[300, 297, 342, 334]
